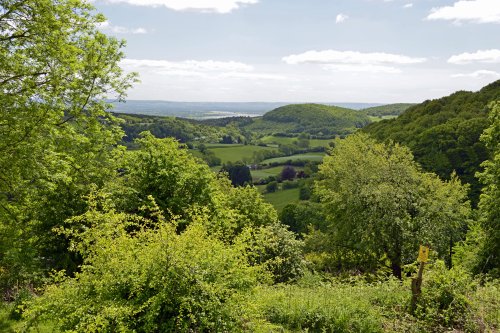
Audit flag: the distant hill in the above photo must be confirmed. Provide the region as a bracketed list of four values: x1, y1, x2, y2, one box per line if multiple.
[364, 80, 500, 204]
[109, 100, 381, 119]
[244, 103, 371, 138]
[361, 103, 416, 117]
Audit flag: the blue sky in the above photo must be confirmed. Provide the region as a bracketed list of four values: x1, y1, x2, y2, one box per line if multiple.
[93, 0, 500, 103]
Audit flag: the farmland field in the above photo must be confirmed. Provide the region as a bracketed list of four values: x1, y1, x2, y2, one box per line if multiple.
[208, 144, 278, 163]
[251, 166, 304, 181]
[261, 152, 325, 164]
[262, 187, 300, 212]
[259, 135, 334, 147]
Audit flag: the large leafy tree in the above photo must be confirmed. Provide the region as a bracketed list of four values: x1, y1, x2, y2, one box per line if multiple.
[0, 0, 135, 289]
[314, 133, 470, 278]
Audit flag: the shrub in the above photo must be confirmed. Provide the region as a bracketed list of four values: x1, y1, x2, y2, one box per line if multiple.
[22, 207, 261, 332]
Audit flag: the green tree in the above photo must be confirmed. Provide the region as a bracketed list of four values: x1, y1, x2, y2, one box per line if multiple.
[280, 165, 297, 181]
[221, 161, 252, 187]
[315, 133, 470, 278]
[477, 101, 500, 275]
[0, 0, 135, 290]
[266, 181, 278, 193]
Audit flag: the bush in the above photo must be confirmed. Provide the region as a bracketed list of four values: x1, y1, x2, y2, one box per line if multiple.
[236, 223, 305, 283]
[22, 207, 261, 332]
[266, 181, 278, 193]
[415, 261, 478, 331]
[282, 180, 299, 190]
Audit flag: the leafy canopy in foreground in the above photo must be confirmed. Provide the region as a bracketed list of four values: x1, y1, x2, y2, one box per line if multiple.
[314, 133, 470, 278]
[0, 0, 135, 290]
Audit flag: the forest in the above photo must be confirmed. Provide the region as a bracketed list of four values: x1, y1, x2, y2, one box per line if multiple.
[0, 0, 499, 332]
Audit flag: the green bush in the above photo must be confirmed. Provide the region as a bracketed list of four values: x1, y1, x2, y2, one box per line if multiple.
[22, 206, 262, 332]
[415, 261, 478, 331]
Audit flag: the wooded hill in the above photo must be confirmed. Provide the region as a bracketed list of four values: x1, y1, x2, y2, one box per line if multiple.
[244, 103, 371, 137]
[361, 103, 416, 117]
[364, 80, 500, 204]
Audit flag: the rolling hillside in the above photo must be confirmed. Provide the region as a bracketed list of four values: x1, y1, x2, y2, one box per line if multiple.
[244, 103, 371, 137]
[364, 80, 500, 204]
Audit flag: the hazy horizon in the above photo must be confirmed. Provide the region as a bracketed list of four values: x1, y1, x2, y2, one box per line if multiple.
[94, 0, 500, 103]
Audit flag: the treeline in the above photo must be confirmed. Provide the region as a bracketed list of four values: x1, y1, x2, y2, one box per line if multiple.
[361, 103, 415, 117]
[364, 81, 500, 205]
[116, 113, 247, 145]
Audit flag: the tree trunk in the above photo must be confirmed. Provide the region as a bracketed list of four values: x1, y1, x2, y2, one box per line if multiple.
[391, 260, 402, 280]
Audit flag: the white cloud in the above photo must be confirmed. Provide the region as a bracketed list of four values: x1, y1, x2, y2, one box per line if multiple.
[403, 3, 413, 9]
[452, 70, 500, 78]
[323, 64, 401, 74]
[282, 50, 426, 66]
[448, 49, 500, 64]
[102, 0, 258, 13]
[121, 59, 254, 73]
[120, 58, 285, 81]
[427, 0, 500, 24]
[98, 21, 148, 34]
[219, 72, 287, 80]
[336, 13, 349, 23]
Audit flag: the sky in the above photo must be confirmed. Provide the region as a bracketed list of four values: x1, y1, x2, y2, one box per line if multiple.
[93, 0, 500, 103]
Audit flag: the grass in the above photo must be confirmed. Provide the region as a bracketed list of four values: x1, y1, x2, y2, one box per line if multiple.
[259, 136, 334, 148]
[248, 279, 408, 333]
[262, 187, 300, 212]
[251, 166, 304, 181]
[0, 303, 56, 332]
[208, 145, 277, 163]
[261, 152, 325, 165]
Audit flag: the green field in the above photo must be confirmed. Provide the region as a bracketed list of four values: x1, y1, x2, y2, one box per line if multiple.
[261, 152, 325, 164]
[251, 166, 304, 181]
[208, 144, 277, 163]
[259, 135, 334, 148]
[261, 187, 300, 212]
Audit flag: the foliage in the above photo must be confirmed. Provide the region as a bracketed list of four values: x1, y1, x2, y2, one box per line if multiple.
[476, 101, 500, 276]
[266, 181, 278, 193]
[413, 261, 485, 332]
[23, 200, 261, 332]
[314, 133, 471, 278]
[280, 201, 326, 235]
[280, 166, 297, 181]
[235, 223, 305, 283]
[364, 81, 500, 204]
[361, 103, 415, 117]
[0, 0, 135, 291]
[116, 133, 220, 224]
[220, 161, 253, 187]
[117, 112, 245, 145]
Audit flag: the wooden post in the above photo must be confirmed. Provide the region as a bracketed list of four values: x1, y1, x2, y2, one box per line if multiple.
[411, 245, 429, 314]
[411, 261, 425, 313]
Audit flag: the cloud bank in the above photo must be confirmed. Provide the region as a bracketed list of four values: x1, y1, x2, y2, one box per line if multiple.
[448, 49, 500, 64]
[452, 70, 500, 78]
[282, 50, 426, 73]
[101, 0, 258, 13]
[121, 58, 285, 80]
